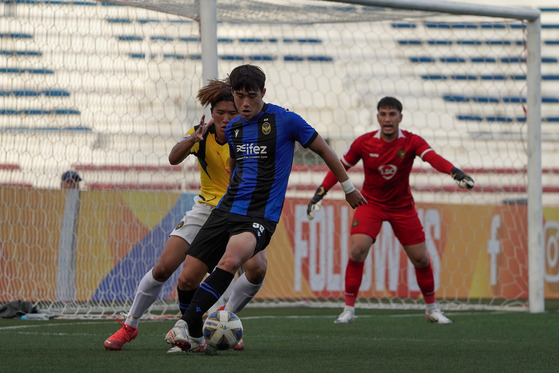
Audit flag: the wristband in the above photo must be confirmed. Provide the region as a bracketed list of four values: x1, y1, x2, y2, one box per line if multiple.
[340, 179, 355, 194]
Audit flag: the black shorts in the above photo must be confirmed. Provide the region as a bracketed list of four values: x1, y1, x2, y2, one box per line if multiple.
[187, 209, 276, 272]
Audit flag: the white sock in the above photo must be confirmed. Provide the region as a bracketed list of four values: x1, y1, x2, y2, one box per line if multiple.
[125, 269, 164, 328]
[426, 302, 438, 313]
[225, 273, 263, 314]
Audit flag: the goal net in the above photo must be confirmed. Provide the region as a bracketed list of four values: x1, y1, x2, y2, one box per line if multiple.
[0, 0, 552, 318]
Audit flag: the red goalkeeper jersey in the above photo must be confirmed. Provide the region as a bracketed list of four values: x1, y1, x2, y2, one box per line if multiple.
[322, 129, 454, 208]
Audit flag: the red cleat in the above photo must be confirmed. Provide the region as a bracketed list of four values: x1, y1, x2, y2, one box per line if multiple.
[104, 317, 138, 351]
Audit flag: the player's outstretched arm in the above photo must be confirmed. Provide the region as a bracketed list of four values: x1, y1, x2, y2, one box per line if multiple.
[307, 134, 367, 215]
[169, 116, 212, 165]
[451, 167, 475, 189]
[421, 150, 475, 190]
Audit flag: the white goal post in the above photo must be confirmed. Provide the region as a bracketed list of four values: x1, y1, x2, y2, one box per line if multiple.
[1, 0, 551, 317]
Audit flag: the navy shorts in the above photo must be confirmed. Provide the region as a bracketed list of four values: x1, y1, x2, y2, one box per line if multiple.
[187, 209, 276, 271]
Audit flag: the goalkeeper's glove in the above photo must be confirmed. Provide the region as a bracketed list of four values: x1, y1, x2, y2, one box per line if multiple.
[307, 186, 327, 220]
[451, 167, 475, 189]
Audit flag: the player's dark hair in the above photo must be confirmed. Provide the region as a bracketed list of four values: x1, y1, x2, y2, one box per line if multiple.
[377, 96, 403, 113]
[197, 79, 234, 112]
[228, 64, 266, 93]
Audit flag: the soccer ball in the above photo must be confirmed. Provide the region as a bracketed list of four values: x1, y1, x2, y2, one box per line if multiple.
[203, 310, 243, 350]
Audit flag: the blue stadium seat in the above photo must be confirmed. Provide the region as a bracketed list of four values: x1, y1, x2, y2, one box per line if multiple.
[486, 116, 513, 122]
[452, 74, 478, 80]
[440, 57, 466, 63]
[409, 57, 435, 63]
[284, 55, 304, 62]
[443, 95, 468, 102]
[54, 109, 80, 115]
[117, 35, 143, 41]
[428, 40, 452, 45]
[307, 56, 333, 62]
[27, 68, 54, 74]
[502, 97, 526, 103]
[179, 37, 199, 42]
[220, 55, 244, 61]
[12, 90, 40, 96]
[42, 90, 70, 96]
[151, 36, 174, 42]
[471, 57, 497, 63]
[239, 38, 266, 43]
[162, 53, 186, 60]
[420, 74, 447, 80]
[391, 23, 416, 28]
[248, 55, 276, 61]
[425, 22, 478, 29]
[283, 38, 322, 44]
[2, 126, 92, 131]
[0, 50, 42, 56]
[72, 1, 96, 6]
[106, 18, 132, 23]
[457, 40, 482, 45]
[481, 75, 506, 80]
[398, 40, 422, 45]
[0, 33, 33, 39]
[137, 19, 160, 24]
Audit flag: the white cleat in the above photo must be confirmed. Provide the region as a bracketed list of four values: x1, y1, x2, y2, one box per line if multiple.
[166, 346, 185, 354]
[425, 308, 453, 324]
[164, 319, 207, 353]
[334, 306, 355, 324]
[165, 319, 192, 351]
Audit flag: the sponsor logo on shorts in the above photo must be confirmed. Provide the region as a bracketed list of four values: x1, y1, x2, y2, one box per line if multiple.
[352, 219, 359, 228]
[175, 221, 184, 230]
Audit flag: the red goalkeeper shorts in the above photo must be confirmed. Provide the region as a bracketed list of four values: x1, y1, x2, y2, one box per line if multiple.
[350, 202, 425, 246]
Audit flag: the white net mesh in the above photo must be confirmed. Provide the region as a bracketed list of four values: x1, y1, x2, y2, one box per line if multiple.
[0, 0, 556, 317]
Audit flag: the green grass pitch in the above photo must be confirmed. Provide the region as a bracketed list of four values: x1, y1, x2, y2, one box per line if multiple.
[1, 307, 558, 373]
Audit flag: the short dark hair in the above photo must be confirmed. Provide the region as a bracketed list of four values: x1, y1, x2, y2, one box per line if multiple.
[228, 64, 266, 93]
[377, 96, 403, 113]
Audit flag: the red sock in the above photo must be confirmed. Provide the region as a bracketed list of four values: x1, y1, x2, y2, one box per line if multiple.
[415, 264, 435, 304]
[344, 259, 364, 307]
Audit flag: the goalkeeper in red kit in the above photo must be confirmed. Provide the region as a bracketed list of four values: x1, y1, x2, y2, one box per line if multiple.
[307, 96, 474, 324]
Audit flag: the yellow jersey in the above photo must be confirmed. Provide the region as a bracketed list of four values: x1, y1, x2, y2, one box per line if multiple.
[185, 124, 230, 207]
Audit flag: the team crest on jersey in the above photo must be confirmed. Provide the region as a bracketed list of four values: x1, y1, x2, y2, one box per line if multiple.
[175, 221, 184, 230]
[262, 121, 271, 135]
[352, 219, 359, 228]
[397, 149, 405, 158]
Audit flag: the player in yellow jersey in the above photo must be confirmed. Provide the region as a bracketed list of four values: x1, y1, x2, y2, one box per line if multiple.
[104, 80, 265, 352]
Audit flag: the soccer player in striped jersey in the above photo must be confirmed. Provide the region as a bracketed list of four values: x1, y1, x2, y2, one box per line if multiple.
[307, 96, 474, 324]
[165, 64, 367, 353]
[104, 80, 264, 352]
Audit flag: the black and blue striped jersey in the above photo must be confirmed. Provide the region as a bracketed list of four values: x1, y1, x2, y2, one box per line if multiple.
[218, 103, 318, 222]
